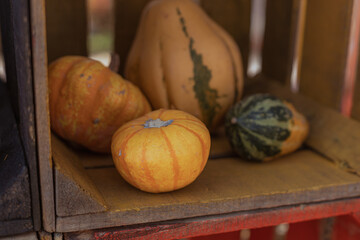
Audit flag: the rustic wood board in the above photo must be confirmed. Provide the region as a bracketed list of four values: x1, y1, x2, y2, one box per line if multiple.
[114, 0, 153, 74]
[0, 219, 33, 237]
[201, 0, 251, 72]
[46, 0, 87, 63]
[52, 135, 106, 217]
[30, 0, 55, 232]
[0, 82, 31, 225]
[299, 0, 354, 110]
[65, 197, 360, 240]
[246, 78, 360, 175]
[352, 57, 360, 120]
[262, 0, 294, 84]
[56, 148, 360, 232]
[0, 0, 41, 231]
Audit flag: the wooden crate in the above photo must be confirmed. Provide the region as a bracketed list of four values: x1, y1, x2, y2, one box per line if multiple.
[0, 0, 41, 237]
[3, 0, 360, 239]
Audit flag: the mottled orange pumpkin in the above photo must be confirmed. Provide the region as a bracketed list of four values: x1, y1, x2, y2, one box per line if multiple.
[125, 0, 244, 130]
[48, 56, 151, 153]
[111, 109, 211, 193]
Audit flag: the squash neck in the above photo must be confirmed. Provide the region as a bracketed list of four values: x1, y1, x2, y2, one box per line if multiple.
[144, 118, 173, 128]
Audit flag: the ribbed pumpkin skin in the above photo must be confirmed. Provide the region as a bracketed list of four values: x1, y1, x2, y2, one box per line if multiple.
[225, 94, 309, 162]
[111, 109, 211, 193]
[125, 0, 244, 130]
[49, 56, 151, 153]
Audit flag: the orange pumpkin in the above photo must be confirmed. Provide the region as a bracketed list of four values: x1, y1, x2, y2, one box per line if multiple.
[48, 56, 151, 153]
[125, 0, 244, 130]
[111, 109, 211, 193]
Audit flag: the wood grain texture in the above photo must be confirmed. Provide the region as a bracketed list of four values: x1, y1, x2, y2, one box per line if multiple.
[46, 0, 87, 63]
[246, 78, 360, 175]
[0, 0, 41, 231]
[52, 135, 107, 217]
[114, 0, 153, 74]
[299, 0, 354, 110]
[352, 59, 360, 120]
[0, 219, 33, 237]
[64, 198, 360, 240]
[55, 147, 360, 232]
[0, 232, 38, 240]
[262, 0, 294, 84]
[30, 0, 55, 232]
[200, 0, 251, 72]
[0, 82, 31, 224]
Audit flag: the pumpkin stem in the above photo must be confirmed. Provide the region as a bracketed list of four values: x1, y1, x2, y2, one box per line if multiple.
[144, 118, 173, 128]
[109, 53, 120, 73]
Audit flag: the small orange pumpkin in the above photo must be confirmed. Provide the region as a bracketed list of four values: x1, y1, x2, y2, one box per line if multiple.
[111, 109, 211, 193]
[48, 56, 151, 153]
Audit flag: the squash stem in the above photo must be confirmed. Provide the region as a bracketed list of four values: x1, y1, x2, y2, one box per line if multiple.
[144, 119, 174, 128]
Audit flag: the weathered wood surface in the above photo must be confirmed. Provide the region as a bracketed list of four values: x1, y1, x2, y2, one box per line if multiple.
[55, 147, 360, 232]
[0, 0, 41, 231]
[46, 0, 87, 63]
[30, 0, 55, 232]
[201, 0, 251, 72]
[64, 197, 360, 240]
[114, 0, 152, 74]
[353, 79, 360, 120]
[0, 219, 33, 238]
[52, 135, 107, 217]
[299, 0, 355, 110]
[262, 0, 294, 84]
[0, 82, 31, 226]
[352, 38, 360, 120]
[246, 78, 360, 175]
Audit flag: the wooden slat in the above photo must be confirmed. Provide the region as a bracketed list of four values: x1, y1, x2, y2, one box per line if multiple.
[0, 0, 41, 231]
[0, 219, 33, 237]
[351, 24, 360, 120]
[342, 0, 360, 116]
[64, 198, 360, 240]
[299, 0, 354, 110]
[353, 80, 360, 120]
[30, 0, 55, 232]
[0, 77, 31, 235]
[262, 0, 295, 84]
[114, 0, 152, 74]
[45, 0, 87, 63]
[52, 135, 107, 217]
[55, 148, 360, 232]
[246, 78, 360, 175]
[200, 0, 251, 73]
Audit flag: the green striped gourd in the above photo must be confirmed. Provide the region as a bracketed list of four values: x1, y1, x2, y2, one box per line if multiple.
[225, 94, 309, 162]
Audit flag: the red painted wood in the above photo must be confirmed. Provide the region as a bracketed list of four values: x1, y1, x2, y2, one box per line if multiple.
[89, 198, 360, 240]
[189, 230, 240, 240]
[332, 215, 360, 240]
[250, 226, 274, 240]
[286, 220, 319, 240]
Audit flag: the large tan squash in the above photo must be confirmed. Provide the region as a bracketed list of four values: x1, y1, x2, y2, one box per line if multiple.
[125, 0, 244, 130]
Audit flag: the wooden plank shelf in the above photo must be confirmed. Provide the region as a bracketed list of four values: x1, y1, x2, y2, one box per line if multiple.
[52, 78, 360, 233]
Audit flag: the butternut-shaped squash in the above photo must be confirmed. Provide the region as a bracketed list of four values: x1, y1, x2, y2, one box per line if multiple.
[125, 0, 244, 130]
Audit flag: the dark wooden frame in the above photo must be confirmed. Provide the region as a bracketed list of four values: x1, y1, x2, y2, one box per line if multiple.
[0, 0, 42, 236]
